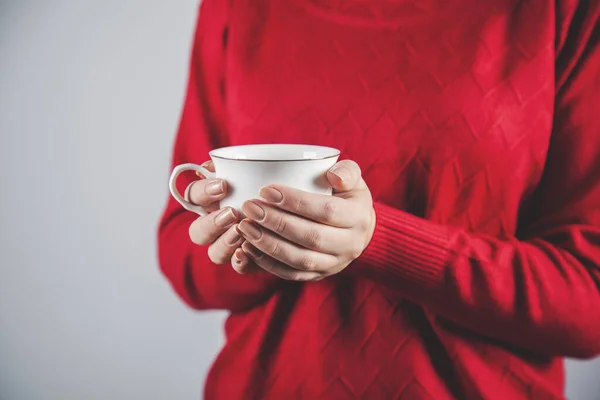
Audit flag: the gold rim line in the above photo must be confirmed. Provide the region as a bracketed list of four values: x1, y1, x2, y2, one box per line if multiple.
[209, 152, 341, 162]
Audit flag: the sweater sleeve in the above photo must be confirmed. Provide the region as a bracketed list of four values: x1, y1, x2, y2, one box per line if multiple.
[356, 3, 600, 358]
[158, 0, 280, 312]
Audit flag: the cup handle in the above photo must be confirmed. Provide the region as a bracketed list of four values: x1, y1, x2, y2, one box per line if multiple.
[169, 163, 216, 216]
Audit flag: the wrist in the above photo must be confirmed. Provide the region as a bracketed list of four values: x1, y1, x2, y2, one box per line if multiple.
[355, 202, 452, 290]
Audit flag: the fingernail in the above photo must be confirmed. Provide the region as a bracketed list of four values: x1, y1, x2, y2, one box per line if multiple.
[243, 200, 265, 221]
[259, 186, 283, 203]
[328, 165, 350, 182]
[225, 226, 243, 246]
[233, 248, 243, 262]
[205, 180, 224, 196]
[242, 242, 263, 259]
[215, 208, 237, 227]
[238, 220, 262, 240]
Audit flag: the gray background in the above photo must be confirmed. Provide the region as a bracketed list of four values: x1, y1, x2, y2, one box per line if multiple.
[0, 1, 598, 399]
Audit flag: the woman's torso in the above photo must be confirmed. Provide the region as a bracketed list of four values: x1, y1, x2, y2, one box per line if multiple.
[206, 1, 564, 398]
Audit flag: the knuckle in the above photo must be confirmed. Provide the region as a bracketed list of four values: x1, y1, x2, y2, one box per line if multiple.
[298, 256, 318, 271]
[268, 240, 282, 257]
[294, 195, 310, 214]
[274, 216, 288, 234]
[303, 229, 322, 249]
[322, 201, 336, 222]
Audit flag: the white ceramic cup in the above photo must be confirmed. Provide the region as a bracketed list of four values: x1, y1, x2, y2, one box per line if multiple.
[169, 144, 340, 216]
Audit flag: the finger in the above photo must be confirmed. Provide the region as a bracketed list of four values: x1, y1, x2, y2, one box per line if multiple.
[184, 178, 227, 211]
[197, 160, 215, 176]
[242, 199, 356, 254]
[189, 207, 238, 246]
[237, 219, 338, 272]
[326, 160, 366, 195]
[242, 242, 322, 281]
[207, 224, 244, 264]
[258, 185, 359, 228]
[231, 247, 262, 274]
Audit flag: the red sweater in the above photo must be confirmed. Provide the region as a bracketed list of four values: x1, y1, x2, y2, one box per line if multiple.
[158, 1, 600, 399]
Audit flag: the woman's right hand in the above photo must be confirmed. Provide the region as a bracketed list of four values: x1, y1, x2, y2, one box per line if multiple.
[184, 161, 254, 273]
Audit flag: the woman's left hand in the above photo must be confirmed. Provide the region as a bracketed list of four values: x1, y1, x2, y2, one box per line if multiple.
[235, 160, 376, 281]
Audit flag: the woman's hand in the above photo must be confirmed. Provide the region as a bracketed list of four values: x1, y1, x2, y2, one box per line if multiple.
[185, 161, 255, 273]
[236, 160, 376, 281]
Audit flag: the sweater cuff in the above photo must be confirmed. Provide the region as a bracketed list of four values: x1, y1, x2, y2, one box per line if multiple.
[357, 202, 453, 290]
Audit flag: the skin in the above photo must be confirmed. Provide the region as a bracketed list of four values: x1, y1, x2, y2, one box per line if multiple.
[185, 160, 377, 281]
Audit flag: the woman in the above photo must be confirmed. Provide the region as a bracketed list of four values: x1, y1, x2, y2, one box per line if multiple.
[158, 1, 600, 398]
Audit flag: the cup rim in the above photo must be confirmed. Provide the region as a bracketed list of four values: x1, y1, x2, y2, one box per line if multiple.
[209, 144, 341, 162]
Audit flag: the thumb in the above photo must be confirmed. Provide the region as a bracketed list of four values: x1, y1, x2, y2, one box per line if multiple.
[326, 160, 364, 194]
